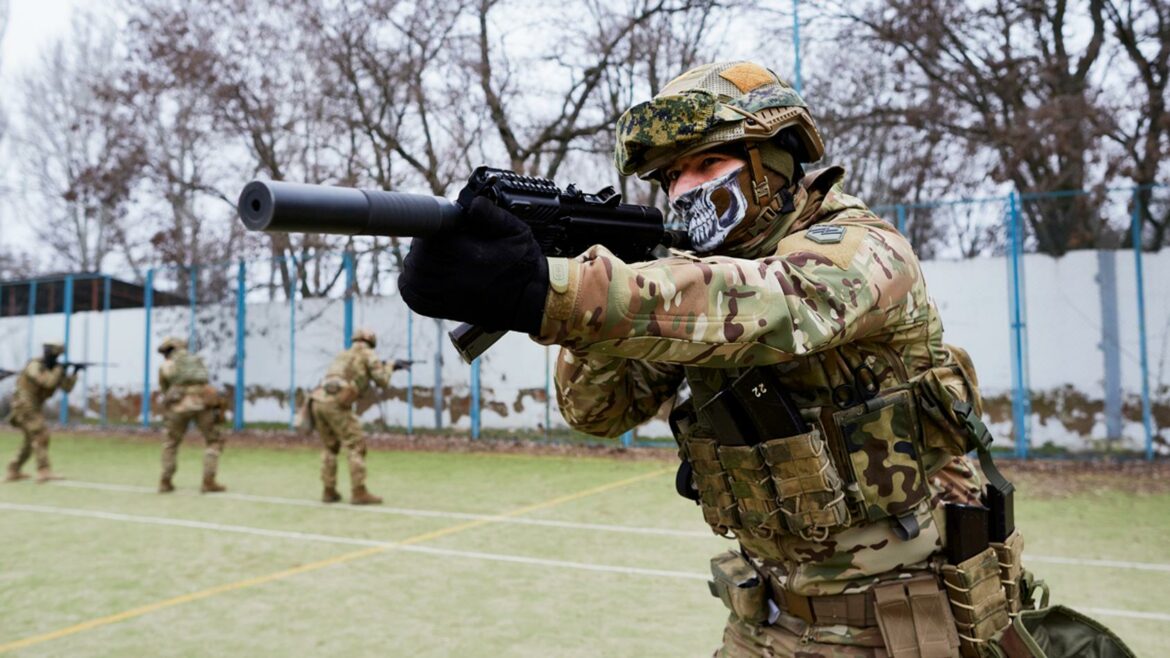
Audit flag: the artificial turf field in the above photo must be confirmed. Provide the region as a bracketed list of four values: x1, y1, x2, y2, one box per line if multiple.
[0, 431, 1167, 657]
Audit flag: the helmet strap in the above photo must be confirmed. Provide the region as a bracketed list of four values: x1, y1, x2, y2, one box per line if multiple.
[744, 143, 773, 207]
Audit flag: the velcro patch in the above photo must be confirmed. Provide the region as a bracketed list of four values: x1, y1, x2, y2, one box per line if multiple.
[805, 225, 846, 244]
[719, 63, 773, 93]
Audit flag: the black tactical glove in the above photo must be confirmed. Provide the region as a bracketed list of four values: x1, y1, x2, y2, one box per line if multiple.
[398, 194, 548, 334]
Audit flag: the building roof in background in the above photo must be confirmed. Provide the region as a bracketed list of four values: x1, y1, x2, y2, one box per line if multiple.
[0, 273, 186, 317]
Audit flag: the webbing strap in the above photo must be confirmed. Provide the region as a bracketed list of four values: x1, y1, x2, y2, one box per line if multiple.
[953, 400, 1013, 495]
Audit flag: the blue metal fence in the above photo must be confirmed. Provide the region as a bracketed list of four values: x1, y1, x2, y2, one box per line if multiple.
[0, 184, 1165, 455]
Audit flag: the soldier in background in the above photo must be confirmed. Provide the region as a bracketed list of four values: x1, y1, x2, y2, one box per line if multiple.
[157, 336, 227, 494]
[303, 328, 408, 505]
[5, 342, 76, 482]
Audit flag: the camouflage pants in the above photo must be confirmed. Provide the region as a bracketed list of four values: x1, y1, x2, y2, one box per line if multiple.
[7, 408, 51, 473]
[716, 614, 888, 658]
[161, 408, 224, 481]
[309, 399, 367, 489]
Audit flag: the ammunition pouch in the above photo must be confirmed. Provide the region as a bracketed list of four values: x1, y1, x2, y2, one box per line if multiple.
[323, 379, 359, 407]
[708, 551, 770, 625]
[942, 546, 1012, 657]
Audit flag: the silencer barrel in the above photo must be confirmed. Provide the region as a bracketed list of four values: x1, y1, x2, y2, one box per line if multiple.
[238, 180, 462, 237]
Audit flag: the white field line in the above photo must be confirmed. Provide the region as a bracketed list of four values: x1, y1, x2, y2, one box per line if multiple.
[49, 479, 712, 538]
[47, 480, 1170, 574]
[0, 502, 707, 581]
[4, 501, 1167, 623]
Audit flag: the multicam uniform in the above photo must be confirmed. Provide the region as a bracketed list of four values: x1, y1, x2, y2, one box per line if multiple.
[307, 336, 393, 500]
[5, 348, 76, 481]
[158, 340, 226, 491]
[538, 62, 1007, 657]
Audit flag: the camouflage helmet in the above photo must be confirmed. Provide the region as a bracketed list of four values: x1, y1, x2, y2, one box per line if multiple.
[157, 336, 186, 355]
[42, 342, 66, 356]
[351, 328, 377, 348]
[614, 61, 824, 179]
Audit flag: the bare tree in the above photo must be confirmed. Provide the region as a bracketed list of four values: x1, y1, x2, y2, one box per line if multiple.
[1101, 0, 1170, 249]
[12, 13, 144, 274]
[830, 0, 1114, 256]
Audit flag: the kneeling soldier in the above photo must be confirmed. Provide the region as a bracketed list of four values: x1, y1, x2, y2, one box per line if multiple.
[304, 328, 405, 505]
[157, 336, 227, 493]
[5, 342, 76, 482]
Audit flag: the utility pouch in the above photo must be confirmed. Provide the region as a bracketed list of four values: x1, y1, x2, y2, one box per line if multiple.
[873, 575, 961, 658]
[201, 384, 222, 409]
[991, 531, 1025, 615]
[992, 606, 1137, 658]
[324, 379, 359, 406]
[832, 388, 929, 525]
[682, 438, 740, 534]
[719, 444, 784, 536]
[708, 551, 770, 625]
[758, 429, 851, 539]
[912, 346, 984, 457]
[943, 547, 1012, 657]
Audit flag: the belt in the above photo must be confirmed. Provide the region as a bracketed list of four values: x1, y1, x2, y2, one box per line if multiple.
[772, 587, 877, 627]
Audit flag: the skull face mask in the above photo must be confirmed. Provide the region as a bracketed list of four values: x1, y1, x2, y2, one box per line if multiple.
[670, 166, 749, 253]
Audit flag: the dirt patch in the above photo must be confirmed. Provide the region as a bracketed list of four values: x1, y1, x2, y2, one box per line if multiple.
[56, 425, 677, 462]
[998, 459, 1170, 498]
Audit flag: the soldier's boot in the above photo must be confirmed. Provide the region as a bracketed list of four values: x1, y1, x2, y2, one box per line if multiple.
[4, 467, 28, 482]
[322, 486, 342, 503]
[350, 485, 383, 506]
[158, 478, 175, 493]
[201, 475, 227, 494]
[36, 468, 62, 483]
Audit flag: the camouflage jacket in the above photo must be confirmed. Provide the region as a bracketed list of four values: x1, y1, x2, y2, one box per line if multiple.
[310, 343, 393, 405]
[536, 167, 983, 596]
[10, 359, 77, 414]
[159, 349, 214, 413]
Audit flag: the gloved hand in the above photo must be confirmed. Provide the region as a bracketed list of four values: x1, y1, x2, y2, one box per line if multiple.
[398, 193, 549, 334]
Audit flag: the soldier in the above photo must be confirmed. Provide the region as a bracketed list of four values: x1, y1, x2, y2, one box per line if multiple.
[305, 328, 407, 505]
[399, 62, 1036, 656]
[5, 342, 77, 482]
[157, 336, 227, 494]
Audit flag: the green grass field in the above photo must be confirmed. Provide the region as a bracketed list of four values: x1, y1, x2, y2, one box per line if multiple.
[1, 431, 1166, 657]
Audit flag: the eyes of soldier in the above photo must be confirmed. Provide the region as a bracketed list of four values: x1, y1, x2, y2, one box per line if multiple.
[664, 152, 748, 202]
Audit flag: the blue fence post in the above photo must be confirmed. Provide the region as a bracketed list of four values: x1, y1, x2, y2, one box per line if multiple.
[407, 310, 414, 435]
[434, 318, 443, 430]
[470, 357, 481, 439]
[188, 264, 198, 350]
[59, 274, 74, 425]
[288, 256, 297, 430]
[101, 275, 111, 427]
[343, 251, 354, 349]
[142, 268, 155, 427]
[1006, 192, 1030, 458]
[621, 430, 633, 447]
[896, 204, 908, 236]
[234, 260, 246, 431]
[1131, 188, 1155, 460]
[27, 279, 37, 360]
[792, 0, 802, 94]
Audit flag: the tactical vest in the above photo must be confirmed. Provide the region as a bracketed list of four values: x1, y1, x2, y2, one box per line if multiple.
[672, 340, 990, 561]
[323, 346, 372, 394]
[170, 351, 210, 386]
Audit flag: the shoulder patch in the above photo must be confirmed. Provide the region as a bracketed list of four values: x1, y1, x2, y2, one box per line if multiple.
[806, 225, 846, 244]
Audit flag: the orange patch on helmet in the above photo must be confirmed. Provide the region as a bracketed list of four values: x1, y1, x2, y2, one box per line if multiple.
[719, 63, 773, 93]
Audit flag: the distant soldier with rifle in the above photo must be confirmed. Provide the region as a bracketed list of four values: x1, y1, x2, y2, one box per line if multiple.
[5, 341, 77, 482]
[157, 336, 228, 494]
[301, 328, 410, 505]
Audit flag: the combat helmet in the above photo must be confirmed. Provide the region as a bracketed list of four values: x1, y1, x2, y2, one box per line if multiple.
[615, 62, 823, 211]
[351, 328, 377, 348]
[42, 342, 66, 356]
[157, 336, 186, 355]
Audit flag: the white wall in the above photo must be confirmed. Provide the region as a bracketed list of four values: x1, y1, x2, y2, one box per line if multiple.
[2, 249, 1167, 449]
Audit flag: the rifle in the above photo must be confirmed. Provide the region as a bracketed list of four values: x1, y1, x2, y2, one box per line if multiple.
[388, 359, 426, 370]
[238, 166, 688, 363]
[0, 368, 18, 382]
[59, 361, 118, 373]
